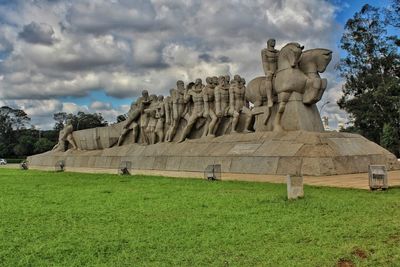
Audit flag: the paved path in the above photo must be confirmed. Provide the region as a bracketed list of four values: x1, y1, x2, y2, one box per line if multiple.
[12, 165, 398, 190]
[212, 170, 400, 190]
[0, 164, 19, 169]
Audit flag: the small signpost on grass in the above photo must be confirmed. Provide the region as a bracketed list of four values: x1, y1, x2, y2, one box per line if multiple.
[118, 161, 132, 175]
[20, 160, 28, 170]
[204, 164, 221, 181]
[287, 175, 304, 200]
[368, 165, 388, 190]
[55, 160, 65, 172]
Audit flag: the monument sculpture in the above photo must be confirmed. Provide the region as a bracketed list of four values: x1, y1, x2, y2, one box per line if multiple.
[52, 119, 78, 152]
[28, 39, 400, 177]
[214, 76, 230, 133]
[261, 38, 278, 108]
[165, 80, 188, 142]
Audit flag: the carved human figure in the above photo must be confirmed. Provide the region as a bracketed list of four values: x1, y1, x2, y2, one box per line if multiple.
[52, 119, 78, 151]
[144, 94, 159, 145]
[163, 90, 173, 138]
[229, 75, 253, 133]
[225, 75, 230, 87]
[214, 75, 230, 134]
[166, 80, 188, 142]
[154, 95, 165, 143]
[212, 76, 218, 87]
[116, 100, 140, 146]
[178, 78, 206, 142]
[261, 38, 279, 107]
[137, 90, 151, 144]
[202, 77, 218, 137]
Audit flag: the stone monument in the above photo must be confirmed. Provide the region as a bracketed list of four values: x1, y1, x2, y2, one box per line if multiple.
[52, 119, 78, 152]
[27, 39, 400, 178]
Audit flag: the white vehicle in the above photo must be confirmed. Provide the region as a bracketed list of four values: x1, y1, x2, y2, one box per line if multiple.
[0, 159, 7, 165]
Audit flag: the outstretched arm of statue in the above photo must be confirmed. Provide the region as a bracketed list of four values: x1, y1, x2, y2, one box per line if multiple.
[123, 116, 134, 129]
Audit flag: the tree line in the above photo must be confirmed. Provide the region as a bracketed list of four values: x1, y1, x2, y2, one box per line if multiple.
[338, 1, 399, 157]
[0, 107, 108, 159]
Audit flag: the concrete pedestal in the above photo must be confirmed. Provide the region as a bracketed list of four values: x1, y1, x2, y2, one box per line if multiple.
[28, 131, 400, 177]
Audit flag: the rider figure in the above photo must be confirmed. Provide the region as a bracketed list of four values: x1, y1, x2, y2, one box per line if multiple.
[261, 38, 279, 107]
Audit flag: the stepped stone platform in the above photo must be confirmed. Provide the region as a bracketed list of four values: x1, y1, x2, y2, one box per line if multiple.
[28, 130, 400, 177]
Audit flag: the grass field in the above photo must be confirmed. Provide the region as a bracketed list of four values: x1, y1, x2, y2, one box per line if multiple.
[1, 169, 400, 266]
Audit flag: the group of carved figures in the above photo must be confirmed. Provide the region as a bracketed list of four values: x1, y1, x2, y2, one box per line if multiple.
[116, 74, 254, 146]
[53, 39, 333, 150]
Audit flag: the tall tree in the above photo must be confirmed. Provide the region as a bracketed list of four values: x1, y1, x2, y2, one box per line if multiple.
[53, 112, 67, 131]
[0, 106, 31, 157]
[337, 4, 400, 155]
[53, 111, 108, 131]
[385, 0, 400, 29]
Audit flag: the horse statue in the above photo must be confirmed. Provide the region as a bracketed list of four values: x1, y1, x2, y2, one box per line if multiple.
[246, 43, 332, 131]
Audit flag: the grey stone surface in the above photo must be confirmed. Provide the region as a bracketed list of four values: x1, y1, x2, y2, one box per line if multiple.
[27, 39, 399, 178]
[52, 40, 331, 151]
[287, 175, 304, 199]
[27, 131, 400, 176]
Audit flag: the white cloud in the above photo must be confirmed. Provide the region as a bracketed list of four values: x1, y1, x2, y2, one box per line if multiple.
[0, 0, 346, 129]
[18, 22, 57, 45]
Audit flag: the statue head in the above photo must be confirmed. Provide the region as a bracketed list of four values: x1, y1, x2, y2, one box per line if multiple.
[299, 49, 332, 74]
[267, 38, 276, 49]
[218, 76, 225, 85]
[225, 75, 230, 84]
[234, 74, 241, 81]
[176, 80, 184, 90]
[195, 78, 202, 86]
[157, 95, 164, 102]
[187, 82, 195, 90]
[149, 94, 157, 102]
[280, 42, 304, 68]
[212, 76, 218, 86]
[205, 77, 212, 85]
[142, 90, 149, 98]
[241, 78, 246, 85]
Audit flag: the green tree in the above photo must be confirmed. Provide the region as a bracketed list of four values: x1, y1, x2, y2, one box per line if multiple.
[117, 114, 127, 122]
[381, 123, 400, 155]
[13, 135, 35, 157]
[53, 111, 108, 131]
[53, 112, 67, 131]
[34, 138, 54, 154]
[0, 106, 31, 157]
[337, 4, 400, 152]
[385, 0, 400, 29]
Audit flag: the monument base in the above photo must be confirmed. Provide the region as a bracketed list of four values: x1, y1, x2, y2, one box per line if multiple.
[28, 131, 400, 176]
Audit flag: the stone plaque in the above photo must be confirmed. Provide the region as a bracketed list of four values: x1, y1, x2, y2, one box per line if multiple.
[287, 175, 304, 199]
[228, 143, 261, 155]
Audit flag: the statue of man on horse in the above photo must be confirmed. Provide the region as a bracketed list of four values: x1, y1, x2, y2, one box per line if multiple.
[246, 39, 332, 131]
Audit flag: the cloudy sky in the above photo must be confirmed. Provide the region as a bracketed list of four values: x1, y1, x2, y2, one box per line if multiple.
[0, 0, 394, 129]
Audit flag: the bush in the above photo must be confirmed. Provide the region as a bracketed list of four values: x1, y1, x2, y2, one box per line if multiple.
[5, 158, 25, 164]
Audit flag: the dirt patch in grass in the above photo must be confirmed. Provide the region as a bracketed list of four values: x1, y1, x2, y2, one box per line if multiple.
[387, 233, 400, 243]
[351, 247, 368, 259]
[337, 259, 355, 267]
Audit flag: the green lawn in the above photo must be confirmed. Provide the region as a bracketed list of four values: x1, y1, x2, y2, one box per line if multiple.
[1, 169, 399, 266]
